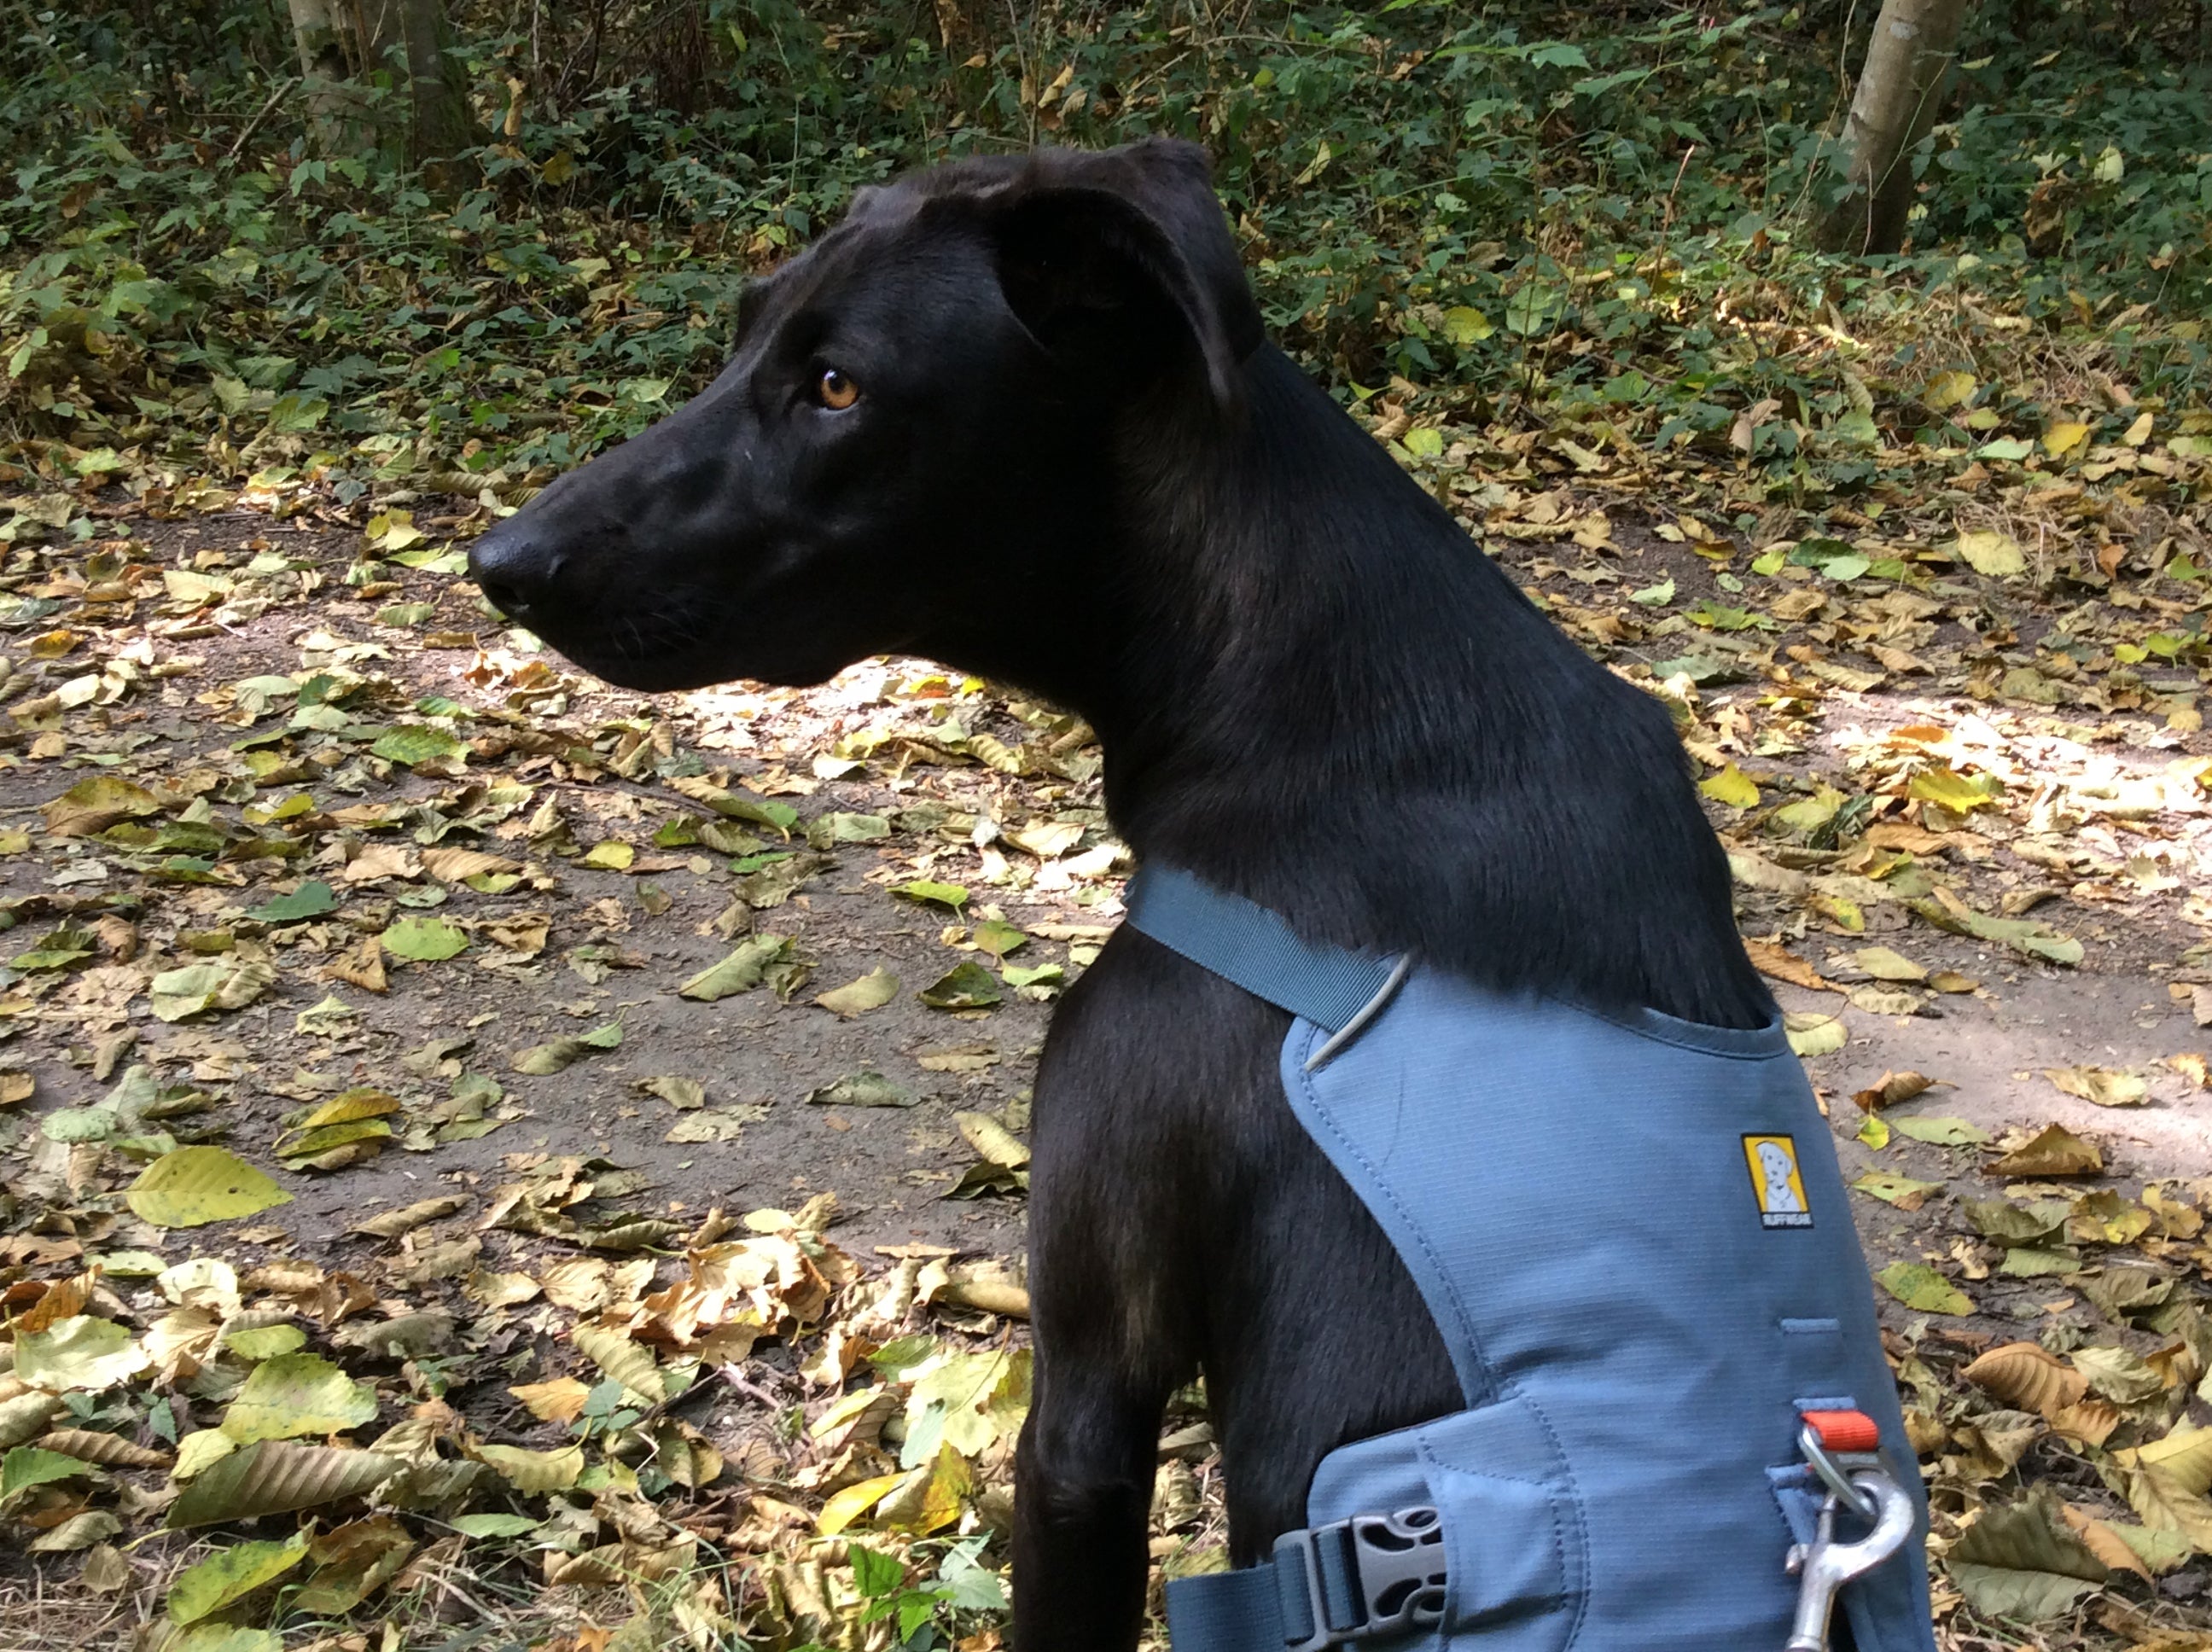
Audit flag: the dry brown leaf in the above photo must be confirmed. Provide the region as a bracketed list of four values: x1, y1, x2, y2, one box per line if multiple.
[1988, 1123, 2104, 1178]
[2063, 1504, 2154, 1581]
[1963, 1342, 2088, 1419]
[1852, 1070, 1939, 1112]
[323, 935, 387, 994]
[1742, 939, 1837, 993]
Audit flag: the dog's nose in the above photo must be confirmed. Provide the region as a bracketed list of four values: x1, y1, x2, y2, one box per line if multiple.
[468, 525, 561, 620]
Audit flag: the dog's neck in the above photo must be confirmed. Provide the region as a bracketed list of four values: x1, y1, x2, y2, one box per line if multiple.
[1036, 344, 1771, 1028]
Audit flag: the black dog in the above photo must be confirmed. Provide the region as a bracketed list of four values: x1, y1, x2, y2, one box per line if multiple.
[469, 139, 1773, 1649]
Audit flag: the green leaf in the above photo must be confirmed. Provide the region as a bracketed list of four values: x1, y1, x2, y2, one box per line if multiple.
[221, 1353, 378, 1442]
[919, 961, 1003, 1009]
[451, 1512, 543, 1539]
[1873, 1261, 1973, 1316]
[1852, 1172, 1942, 1207]
[894, 879, 969, 912]
[127, 1147, 291, 1228]
[1891, 1115, 1991, 1146]
[806, 1071, 917, 1109]
[1784, 1011, 1846, 1057]
[1, 1446, 93, 1498]
[166, 1533, 311, 1624]
[1946, 1486, 2109, 1621]
[166, 1440, 402, 1527]
[971, 919, 1027, 958]
[149, 959, 276, 1021]
[380, 916, 468, 962]
[247, 880, 336, 923]
[370, 724, 467, 767]
[510, 1021, 621, 1074]
[678, 934, 793, 1001]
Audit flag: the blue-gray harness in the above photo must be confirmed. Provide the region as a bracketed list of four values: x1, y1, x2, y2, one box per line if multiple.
[1127, 868, 1936, 1652]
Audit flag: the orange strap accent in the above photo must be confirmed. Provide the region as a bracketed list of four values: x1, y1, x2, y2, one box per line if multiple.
[1802, 1408, 1881, 1454]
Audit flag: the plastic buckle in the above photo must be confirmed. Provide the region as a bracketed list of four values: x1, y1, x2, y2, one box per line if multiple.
[1276, 1505, 1448, 1652]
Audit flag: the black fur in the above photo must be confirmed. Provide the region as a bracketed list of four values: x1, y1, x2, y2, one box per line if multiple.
[469, 137, 1775, 1648]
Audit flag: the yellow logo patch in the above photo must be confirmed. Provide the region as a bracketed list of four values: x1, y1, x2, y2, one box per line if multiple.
[1743, 1134, 1813, 1229]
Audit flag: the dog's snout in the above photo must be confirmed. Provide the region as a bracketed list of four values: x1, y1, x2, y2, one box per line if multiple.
[468, 526, 562, 620]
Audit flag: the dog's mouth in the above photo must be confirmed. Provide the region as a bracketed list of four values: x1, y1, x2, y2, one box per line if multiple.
[492, 590, 862, 695]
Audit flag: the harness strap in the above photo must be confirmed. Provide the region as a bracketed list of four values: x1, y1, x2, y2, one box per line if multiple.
[1124, 867, 1402, 1034]
[1167, 1507, 1448, 1652]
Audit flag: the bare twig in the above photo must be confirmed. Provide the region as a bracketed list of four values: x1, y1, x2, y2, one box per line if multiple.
[226, 76, 299, 162]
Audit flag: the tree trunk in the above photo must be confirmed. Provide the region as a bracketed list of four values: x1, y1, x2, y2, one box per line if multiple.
[285, 0, 370, 153]
[352, 0, 479, 170]
[1815, 0, 1974, 255]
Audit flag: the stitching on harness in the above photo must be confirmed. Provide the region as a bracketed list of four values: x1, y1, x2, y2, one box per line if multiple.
[1548, 997, 1793, 1063]
[1414, 1431, 1577, 1632]
[1289, 1020, 1594, 1649]
[1780, 1318, 1842, 1334]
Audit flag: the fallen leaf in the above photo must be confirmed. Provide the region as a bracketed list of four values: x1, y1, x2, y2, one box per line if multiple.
[816, 968, 900, 1016]
[1873, 1261, 1972, 1315]
[127, 1148, 291, 1228]
[2044, 1065, 2148, 1108]
[1988, 1124, 2104, 1178]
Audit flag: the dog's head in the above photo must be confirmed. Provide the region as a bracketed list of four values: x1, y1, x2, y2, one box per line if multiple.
[468, 139, 1261, 692]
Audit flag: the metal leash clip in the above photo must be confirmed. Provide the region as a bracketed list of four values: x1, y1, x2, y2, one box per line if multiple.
[1784, 1410, 1917, 1652]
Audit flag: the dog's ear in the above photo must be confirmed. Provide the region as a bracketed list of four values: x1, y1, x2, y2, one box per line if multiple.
[981, 140, 1263, 415]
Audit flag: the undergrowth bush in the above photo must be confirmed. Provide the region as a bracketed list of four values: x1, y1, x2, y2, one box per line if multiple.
[0, 0, 2204, 503]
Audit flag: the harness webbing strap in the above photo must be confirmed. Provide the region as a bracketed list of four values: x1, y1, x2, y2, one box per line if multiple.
[1123, 867, 1398, 1033]
[1166, 1562, 1295, 1652]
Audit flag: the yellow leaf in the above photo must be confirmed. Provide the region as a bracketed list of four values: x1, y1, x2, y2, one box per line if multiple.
[14, 1317, 150, 1393]
[166, 1532, 310, 1625]
[509, 1378, 591, 1424]
[474, 1442, 583, 1493]
[1952, 530, 2026, 578]
[2128, 1465, 2212, 1553]
[127, 1147, 292, 1228]
[1923, 369, 1977, 412]
[1698, 764, 1760, 809]
[2132, 1424, 2212, 1497]
[579, 841, 634, 870]
[2043, 421, 2093, 457]
[220, 1353, 377, 1443]
[2044, 1065, 2147, 1108]
[572, 1323, 665, 1406]
[1907, 765, 2001, 812]
[818, 1471, 905, 1535]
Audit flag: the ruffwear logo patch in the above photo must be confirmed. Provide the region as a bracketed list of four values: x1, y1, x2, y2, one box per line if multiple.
[1743, 1134, 1813, 1229]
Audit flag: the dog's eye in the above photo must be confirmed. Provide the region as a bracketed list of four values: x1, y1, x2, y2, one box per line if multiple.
[815, 367, 859, 410]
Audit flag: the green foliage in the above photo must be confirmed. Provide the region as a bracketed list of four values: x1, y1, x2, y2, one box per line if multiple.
[0, 0, 2203, 499]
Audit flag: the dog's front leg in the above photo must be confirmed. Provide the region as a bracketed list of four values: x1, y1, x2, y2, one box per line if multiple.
[1010, 945, 1206, 1649]
[1012, 1352, 1166, 1649]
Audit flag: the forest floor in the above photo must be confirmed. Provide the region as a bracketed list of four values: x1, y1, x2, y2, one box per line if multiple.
[0, 403, 2209, 1650]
